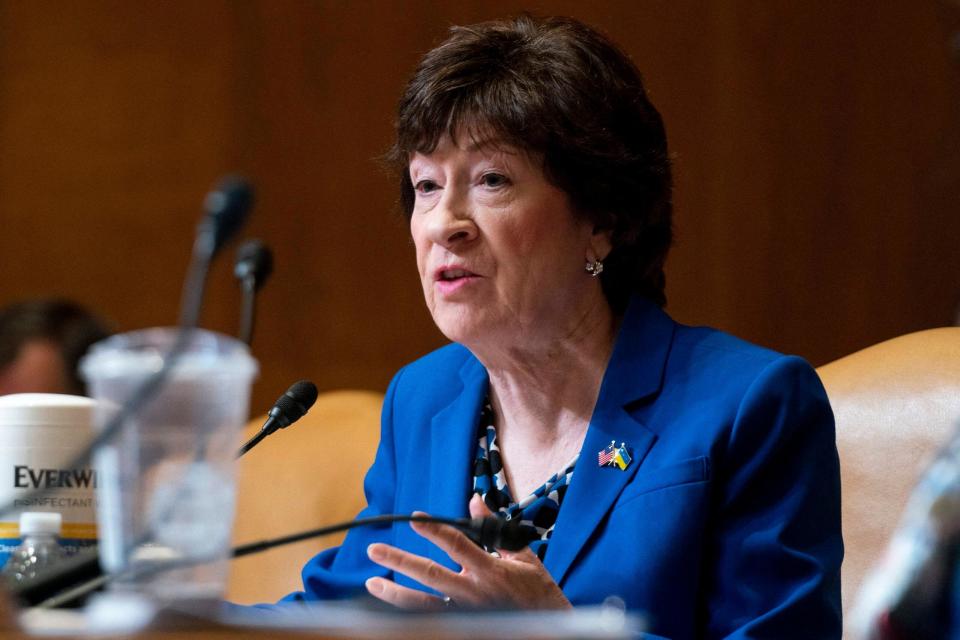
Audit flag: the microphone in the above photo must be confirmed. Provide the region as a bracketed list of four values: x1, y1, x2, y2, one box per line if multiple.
[234, 239, 273, 289]
[28, 514, 527, 609]
[234, 239, 274, 346]
[468, 514, 525, 552]
[199, 176, 255, 260]
[238, 380, 319, 457]
[179, 176, 255, 327]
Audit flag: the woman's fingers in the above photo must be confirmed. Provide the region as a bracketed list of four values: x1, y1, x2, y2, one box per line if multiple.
[366, 527, 570, 611]
[367, 542, 467, 597]
[409, 511, 496, 572]
[365, 504, 567, 611]
[469, 493, 494, 518]
[499, 544, 541, 565]
[365, 576, 446, 610]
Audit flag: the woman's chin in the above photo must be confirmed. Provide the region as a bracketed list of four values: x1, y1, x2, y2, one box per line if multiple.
[430, 307, 493, 346]
[433, 320, 480, 346]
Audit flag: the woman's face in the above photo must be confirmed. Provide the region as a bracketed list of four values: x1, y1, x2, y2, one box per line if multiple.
[409, 134, 609, 351]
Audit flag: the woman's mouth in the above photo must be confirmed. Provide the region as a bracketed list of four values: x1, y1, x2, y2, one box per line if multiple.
[434, 266, 481, 295]
[439, 268, 472, 280]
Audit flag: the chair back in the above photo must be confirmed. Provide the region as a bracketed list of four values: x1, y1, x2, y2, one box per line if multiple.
[226, 389, 383, 604]
[816, 327, 960, 628]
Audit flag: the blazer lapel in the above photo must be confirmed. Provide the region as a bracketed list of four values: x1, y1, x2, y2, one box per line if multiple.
[425, 354, 488, 571]
[544, 298, 676, 587]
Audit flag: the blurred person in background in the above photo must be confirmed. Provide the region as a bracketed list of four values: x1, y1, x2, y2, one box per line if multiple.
[0, 299, 110, 396]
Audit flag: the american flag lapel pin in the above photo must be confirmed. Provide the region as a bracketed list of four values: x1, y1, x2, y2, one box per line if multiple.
[598, 440, 616, 467]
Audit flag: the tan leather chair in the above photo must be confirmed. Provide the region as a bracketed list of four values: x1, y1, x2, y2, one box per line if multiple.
[816, 327, 960, 630]
[226, 389, 384, 604]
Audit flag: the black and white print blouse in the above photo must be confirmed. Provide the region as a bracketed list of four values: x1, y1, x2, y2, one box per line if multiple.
[471, 400, 579, 560]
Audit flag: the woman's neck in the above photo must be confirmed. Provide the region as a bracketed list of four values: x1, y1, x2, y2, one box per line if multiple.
[475, 299, 619, 443]
[470, 299, 618, 498]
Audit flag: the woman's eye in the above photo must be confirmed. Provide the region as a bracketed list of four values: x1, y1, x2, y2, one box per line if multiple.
[480, 173, 509, 188]
[414, 180, 439, 194]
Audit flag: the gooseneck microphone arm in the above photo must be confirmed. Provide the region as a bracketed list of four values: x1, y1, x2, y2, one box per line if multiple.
[237, 427, 269, 459]
[181, 177, 255, 327]
[234, 239, 273, 346]
[30, 514, 526, 609]
[238, 277, 257, 347]
[232, 514, 525, 558]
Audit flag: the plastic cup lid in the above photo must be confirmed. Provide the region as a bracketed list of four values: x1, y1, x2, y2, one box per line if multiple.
[80, 327, 258, 381]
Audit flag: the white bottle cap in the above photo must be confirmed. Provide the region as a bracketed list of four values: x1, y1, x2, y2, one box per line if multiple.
[19, 512, 62, 536]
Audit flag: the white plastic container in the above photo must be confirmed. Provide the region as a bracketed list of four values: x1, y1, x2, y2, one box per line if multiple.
[80, 327, 258, 601]
[0, 393, 99, 566]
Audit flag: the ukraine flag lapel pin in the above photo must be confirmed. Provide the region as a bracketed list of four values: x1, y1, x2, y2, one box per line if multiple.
[613, 442, 632, 471]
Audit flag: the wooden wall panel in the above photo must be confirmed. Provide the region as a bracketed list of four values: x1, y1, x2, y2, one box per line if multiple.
[0, 1, 958, 414]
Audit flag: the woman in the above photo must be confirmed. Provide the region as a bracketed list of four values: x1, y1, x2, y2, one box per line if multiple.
[286, 15, 842, 639]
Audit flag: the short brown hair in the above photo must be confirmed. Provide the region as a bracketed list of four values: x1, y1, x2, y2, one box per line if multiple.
[390, 14, 673, 310]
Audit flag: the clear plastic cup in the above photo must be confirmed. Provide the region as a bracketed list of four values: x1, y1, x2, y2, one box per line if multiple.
[80, 328, 258, 602]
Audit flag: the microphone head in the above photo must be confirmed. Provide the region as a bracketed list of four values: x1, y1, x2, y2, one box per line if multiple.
[269, 380, 319, 429]
[203, 175, 254, 256]
[234, 239, 274, 289]
[471, 516, 527, 551]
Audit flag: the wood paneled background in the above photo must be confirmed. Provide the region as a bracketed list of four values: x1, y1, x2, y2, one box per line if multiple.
[1, 1, 958, 413]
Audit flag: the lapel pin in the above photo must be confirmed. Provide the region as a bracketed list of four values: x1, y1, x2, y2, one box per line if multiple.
[613, 442, 632, 471]
[598, 441, 632, 471]
[598, 440, 615, 467]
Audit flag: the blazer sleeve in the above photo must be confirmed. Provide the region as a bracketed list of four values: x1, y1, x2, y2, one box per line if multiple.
[280, 366, 406, 602]
[706, 355, 843, 638]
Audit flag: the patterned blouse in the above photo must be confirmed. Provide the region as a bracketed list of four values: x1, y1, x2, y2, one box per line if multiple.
[471, 401, 579, 560]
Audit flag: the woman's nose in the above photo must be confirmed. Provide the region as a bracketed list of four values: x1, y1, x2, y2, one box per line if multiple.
[427, 193, 478, 247]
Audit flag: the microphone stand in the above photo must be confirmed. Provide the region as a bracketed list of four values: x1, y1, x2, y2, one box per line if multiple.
[237, 429, 268, 458]
[238, 277, 257, 347]
[234, 239, 272, 347]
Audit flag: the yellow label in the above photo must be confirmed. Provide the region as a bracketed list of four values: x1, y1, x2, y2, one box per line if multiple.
[0, 521, 97, 539]
[62, 523, 98, 540]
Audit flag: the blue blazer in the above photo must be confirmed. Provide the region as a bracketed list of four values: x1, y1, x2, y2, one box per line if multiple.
[286, 298, 843, 639]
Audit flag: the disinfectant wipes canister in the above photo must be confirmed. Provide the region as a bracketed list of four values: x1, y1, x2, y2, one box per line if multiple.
[0, 393, 98, 565]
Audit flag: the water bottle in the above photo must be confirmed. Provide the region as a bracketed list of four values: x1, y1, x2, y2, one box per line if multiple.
[2, 512, 67, 585]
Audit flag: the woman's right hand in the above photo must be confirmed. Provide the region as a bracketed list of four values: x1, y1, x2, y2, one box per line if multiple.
[365, 494, 571, 611]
